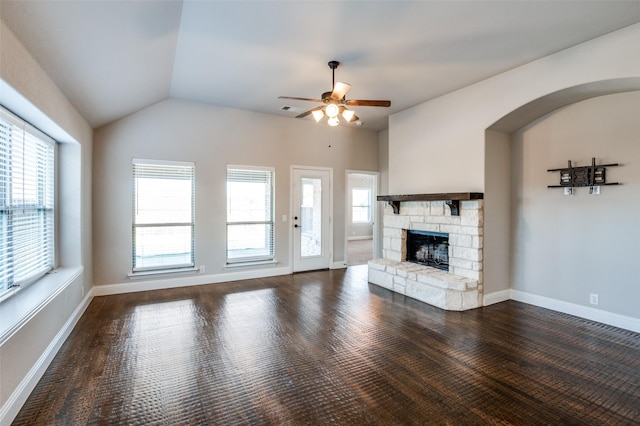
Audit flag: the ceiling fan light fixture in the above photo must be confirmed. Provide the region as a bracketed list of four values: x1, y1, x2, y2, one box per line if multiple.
[312, 109, 324, 122]
[342, 109, 355, 122]
[279, 60, 390, 127]
[325, 103, 339, 118]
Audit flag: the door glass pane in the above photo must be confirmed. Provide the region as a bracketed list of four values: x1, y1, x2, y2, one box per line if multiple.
[300, 177, 322, 257]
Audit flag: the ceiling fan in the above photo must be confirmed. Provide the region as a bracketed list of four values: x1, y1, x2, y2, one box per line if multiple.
[279, 61, 391, 126]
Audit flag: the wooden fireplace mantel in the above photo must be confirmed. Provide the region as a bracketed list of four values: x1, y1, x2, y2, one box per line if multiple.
[377, 192, 484, 216]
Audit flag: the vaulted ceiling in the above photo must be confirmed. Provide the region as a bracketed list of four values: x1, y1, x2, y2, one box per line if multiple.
[2, 1, 639, 131]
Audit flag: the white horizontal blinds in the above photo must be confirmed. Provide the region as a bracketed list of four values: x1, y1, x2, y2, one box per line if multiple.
[0, 107, 55, 295]
[352, 188, 371, 223]
[132, 159, 195, 272]
[226, 166, 275, 263]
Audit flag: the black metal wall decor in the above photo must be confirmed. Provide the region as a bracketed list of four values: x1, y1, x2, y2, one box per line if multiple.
[547, 157, 619, 192]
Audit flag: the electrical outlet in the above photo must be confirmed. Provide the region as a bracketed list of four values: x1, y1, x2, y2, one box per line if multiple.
[199, 265, 206, 273]
[589, 293, 599, 306]
[564, 187, 572, 196]
[590, 186, 600, 195]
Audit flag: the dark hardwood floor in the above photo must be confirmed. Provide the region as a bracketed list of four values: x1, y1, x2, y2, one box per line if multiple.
[13, 265, 640, 425]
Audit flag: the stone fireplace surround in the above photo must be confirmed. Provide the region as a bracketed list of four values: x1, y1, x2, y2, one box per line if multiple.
[368, 194, 483, 311]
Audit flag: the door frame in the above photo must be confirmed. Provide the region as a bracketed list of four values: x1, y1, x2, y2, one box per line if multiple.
[290, 165, 334, 272]
[345, 170, 379, 266]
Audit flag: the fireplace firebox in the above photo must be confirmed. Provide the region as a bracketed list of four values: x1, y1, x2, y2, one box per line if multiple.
[406, 230, 449, 271]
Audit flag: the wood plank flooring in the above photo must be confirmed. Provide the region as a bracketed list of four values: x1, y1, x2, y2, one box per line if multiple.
[12, 265, 640, 425]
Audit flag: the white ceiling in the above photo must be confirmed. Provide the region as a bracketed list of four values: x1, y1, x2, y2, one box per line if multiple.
[2, 1, 639, 131]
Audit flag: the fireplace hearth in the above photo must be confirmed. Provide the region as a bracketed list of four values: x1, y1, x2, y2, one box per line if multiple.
[406, 230, 449, 271]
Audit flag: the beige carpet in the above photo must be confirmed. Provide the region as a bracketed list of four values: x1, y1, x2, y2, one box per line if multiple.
[347, 238, 373, 266]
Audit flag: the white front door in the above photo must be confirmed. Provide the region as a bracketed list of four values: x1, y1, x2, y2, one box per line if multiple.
[292, 167, 332, 272]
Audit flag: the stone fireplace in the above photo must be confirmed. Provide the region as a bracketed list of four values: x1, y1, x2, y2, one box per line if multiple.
[368, 193, 483, 311]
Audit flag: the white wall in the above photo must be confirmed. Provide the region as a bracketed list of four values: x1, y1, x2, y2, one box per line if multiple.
[484, 130, 511, 296]
[0, 20, 93, 423]
[93, 99, 378, 287]
[389, 23, 640, 195]
[377, 130, 389, 259]
[511, 91, 640, 318]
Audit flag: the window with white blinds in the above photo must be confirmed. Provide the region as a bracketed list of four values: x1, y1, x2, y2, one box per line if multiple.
[352, 188, 372, 223]
[132, 159, 195, 272]
[0, 107, 55, 297]
[226, 166, 275, 263]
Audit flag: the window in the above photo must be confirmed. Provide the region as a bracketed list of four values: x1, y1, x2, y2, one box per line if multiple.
[352, 188, 371, 223]
[0, 107, 55, 297]
[226, 166, 274, 263]
[132, 159, 195, 272]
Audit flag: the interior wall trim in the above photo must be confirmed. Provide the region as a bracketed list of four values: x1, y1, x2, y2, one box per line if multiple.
[93, 266, 292, 296]
[0, 267, 83, 346]
[483, 289, 511, 306]
[510, 289, 640, 333]
[0, 288, 94, 426]
[484, 288, 639, 333]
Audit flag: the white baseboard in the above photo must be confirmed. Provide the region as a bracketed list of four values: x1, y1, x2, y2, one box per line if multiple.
[484, 288, 640, 333]
[509, 289, 640, 333]
[348, 236, 373, 241]
[93, 266, 292, 296]
[483, 289, 511, 306]
[331, 262, 348, 269]
[0, 288, 94, 426]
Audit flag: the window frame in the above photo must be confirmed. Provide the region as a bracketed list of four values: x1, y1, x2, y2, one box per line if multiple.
[131, 158, 195, 274]
[226, 165, 275, 265]
[351, 187, 372, 224]
[0, 106, 56, 300]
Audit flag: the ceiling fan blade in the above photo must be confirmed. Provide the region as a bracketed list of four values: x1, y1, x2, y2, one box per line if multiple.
[331, 82, 351, 100]
[279, 96, 323, 103]
[295, 105, 325, 119]
[346, 99, 391, 107]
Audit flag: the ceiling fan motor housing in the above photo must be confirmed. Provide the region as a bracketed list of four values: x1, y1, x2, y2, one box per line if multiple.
[321, 91, 338, 102]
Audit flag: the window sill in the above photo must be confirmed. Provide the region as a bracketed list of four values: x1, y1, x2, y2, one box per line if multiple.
[225, 259, 278, 269]
[0, 266, 83, 346]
